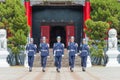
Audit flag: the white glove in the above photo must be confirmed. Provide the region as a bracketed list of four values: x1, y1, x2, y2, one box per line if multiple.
[75, 54, 78, 56]
[62, 55, 64, 57]
[34, 54, 36, 56]
[79, 50, 81, 53]
[54, 54, 55, 56]
[35, 44, 37, 48]
[47, 56, 50, 58]
[54, 50, 56, 56]
[88, 45, 90, 48]
[54, 51, 56, 54]
[39, 51, 41, 54]
[25, 51, 28, 56]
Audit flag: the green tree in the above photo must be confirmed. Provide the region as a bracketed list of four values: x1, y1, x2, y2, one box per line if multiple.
[85, 20, 109, 65]
[0, 0, 29, 65]
[85, 0, 120, 65]
[90, 0, 120, 38]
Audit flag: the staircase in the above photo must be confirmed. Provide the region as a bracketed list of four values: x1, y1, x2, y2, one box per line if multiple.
[33, 49, 81, 67]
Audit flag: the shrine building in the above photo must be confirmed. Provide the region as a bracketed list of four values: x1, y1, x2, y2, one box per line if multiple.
[24, 0, 90, 47]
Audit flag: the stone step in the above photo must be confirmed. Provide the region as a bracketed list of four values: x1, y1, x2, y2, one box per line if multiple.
[33, 49, 81, 67]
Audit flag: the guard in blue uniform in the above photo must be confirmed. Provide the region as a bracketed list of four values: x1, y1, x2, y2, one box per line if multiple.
[26, 38, 37, 72]
[39, 36, 49, 72]
[67, 36, 78, 72]
[53, 36, 64, 72]
[79, 39, 89, 72]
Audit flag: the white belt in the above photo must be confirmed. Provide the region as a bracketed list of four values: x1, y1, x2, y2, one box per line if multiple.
[29, 50, 34, 51]
[56, 49, 62, 51]
[70, 49, 75, 51]
[41, 50, 47, 51]
[82, 50, 87, 52]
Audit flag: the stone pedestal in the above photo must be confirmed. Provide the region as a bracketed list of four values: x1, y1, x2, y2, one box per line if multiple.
[106, 50, 120, 67]
[0, 51, 9, 67]
[87, 56, 92, 67]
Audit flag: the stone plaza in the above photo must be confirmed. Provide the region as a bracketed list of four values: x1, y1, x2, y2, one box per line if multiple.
[0, 66, 120, 80]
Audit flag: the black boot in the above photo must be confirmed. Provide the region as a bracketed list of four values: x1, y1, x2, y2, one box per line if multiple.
[42, 68, 45, 72]
[70, 67, 73, 72]
[71, 68, 74, 72]
[56, 68, 58, 72]
[29, 67, 32, 72]
[82, 67, 86, 72]
[58, 69, 60, 72]
[56, 68, 60, 72]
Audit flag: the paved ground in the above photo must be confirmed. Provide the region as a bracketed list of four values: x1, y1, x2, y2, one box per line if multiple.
[0, 66, 120, 80]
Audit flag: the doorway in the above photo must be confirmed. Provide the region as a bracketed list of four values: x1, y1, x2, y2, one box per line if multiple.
[50, 26, 66, 48]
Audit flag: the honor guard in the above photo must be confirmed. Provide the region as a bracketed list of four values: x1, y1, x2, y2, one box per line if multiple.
[26, 38, 37, 72]
[53, 36, 64, 72]
[39, 36, 49, 72]
[67, 36, 78, 72]
[79, 39, 89, 72]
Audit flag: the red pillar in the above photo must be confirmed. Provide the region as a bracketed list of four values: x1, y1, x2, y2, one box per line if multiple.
[24, 1, 32, 37]
[83, 1, 91, 38]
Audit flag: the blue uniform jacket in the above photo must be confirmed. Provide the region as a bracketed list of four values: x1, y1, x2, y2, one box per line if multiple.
[40, 43, 49, 56]
[80, 44, 89, 57]
[53, 42, 64, 56]
[26, 43, 36, 56]
[68, 42, 78, 56]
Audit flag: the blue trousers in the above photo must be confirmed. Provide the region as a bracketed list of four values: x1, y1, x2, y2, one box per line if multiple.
[69, 55, 75, 68]
[28, 56, 34, 68]
[41, 56, 47, 68]
[81, 56, 87, 67]
[55, 56, 62, 69]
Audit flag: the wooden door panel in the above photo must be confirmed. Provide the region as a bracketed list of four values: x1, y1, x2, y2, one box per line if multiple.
[66, 25, 75, 46]
[41, 26, 50, 43]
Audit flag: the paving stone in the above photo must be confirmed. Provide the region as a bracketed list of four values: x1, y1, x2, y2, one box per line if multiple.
[0, 67, 120, 80]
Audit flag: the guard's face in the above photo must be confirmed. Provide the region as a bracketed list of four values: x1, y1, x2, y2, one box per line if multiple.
[83, 40, 86, 44]
[30, 41, 33, 44]
[70, 38, 74, 42]
[57, 38, 61, 42]
[43, 38, 46, 43]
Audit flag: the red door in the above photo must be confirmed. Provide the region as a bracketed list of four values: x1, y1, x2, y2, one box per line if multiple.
[41, 26, 50, 43]
[66, 25, 75, 46]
